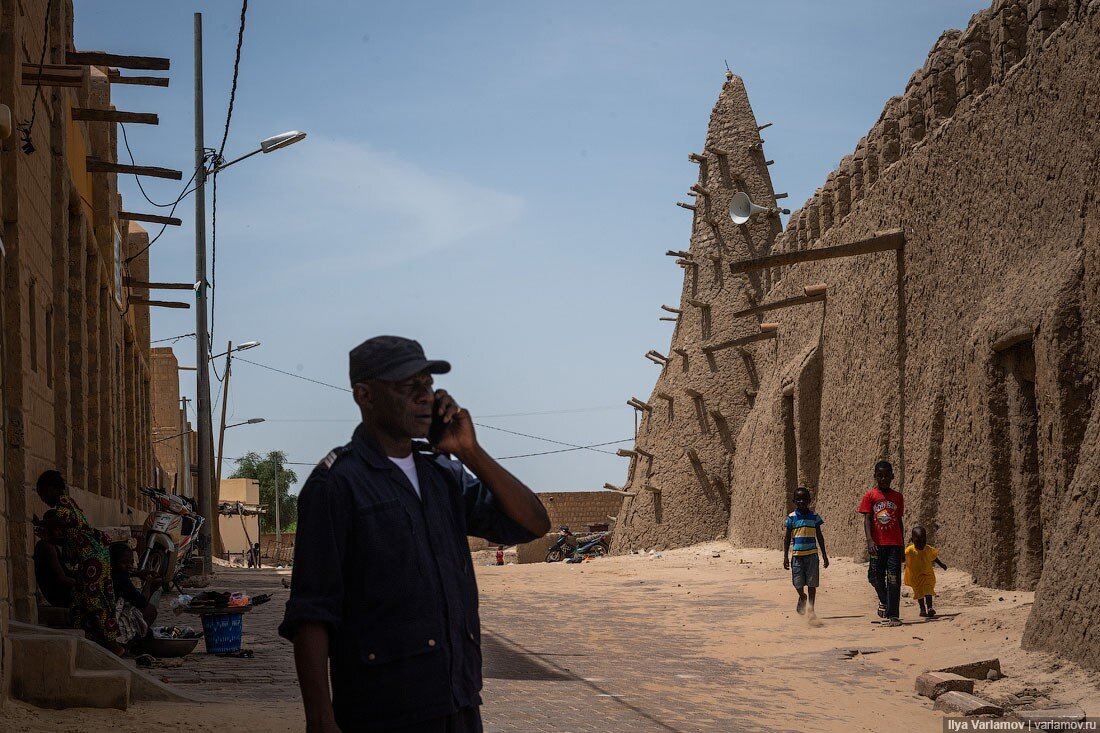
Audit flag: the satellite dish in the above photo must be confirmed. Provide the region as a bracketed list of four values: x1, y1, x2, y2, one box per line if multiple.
[728, 192, 771, 225]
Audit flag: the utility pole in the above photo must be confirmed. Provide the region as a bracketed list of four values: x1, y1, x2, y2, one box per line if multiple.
[273, 453, 282, 562]
[194, 12, 215, 576]
[179, 397, 192, 499]
[213, 340, 233, 558]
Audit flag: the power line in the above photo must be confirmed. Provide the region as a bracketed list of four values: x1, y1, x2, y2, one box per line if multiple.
[230, 356, 627, 453]
[150, 332, 195, 343]
[17, 0, 53, 155]
[219, 436, 631, 467]
[210, 0, 250, 353]
[234, 356, 351, 393]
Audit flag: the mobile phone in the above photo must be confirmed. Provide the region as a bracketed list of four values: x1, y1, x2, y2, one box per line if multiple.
[428, 397, 446, 445]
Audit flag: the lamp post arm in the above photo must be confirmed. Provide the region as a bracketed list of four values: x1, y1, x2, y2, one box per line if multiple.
[210, 146, 262, 175]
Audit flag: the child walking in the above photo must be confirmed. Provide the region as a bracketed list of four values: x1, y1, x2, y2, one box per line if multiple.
[904, 525, 948, 617]
[783, 486, 829, 620]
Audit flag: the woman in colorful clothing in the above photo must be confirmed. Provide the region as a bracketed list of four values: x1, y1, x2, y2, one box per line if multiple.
[36, 470, 123, 655]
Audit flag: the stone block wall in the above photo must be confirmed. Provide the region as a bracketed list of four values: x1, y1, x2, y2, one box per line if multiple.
[0, 0, 162, 696]
[612, 0, 1100, 668]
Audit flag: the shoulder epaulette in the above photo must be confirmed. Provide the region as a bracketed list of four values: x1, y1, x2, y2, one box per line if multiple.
[317, 444, 352, 470]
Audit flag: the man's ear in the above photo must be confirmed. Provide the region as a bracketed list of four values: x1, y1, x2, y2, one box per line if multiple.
[352, 382, 372, 410]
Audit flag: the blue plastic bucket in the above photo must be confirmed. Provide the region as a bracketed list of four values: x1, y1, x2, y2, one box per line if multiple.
[200, 613, 243, 653]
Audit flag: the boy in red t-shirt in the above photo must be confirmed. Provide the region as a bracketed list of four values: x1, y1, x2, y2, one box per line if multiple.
[858, 460, 905, 626]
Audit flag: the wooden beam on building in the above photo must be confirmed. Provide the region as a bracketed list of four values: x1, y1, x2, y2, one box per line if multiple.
[71, 108, 159, 125]
[108, 69, 170, 87]
[729, 229, 905, 275]
[124, 278, 193, 290]
[731, 292, 825, 319]
[67, 50, 170, 71]
[603, 483, 637, 496]
[21, 62, 83, 87]
[119, 211, 181, 227]
[86, 158, 182, 180]
[702, 330, 777, 354]
[128, 298, 190, 309]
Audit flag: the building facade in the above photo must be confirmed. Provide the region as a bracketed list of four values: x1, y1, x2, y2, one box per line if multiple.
[611, 0, 1100, 668]
[0, 0, 162, 696]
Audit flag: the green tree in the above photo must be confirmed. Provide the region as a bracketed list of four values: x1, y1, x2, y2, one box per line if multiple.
[229, 450, 299, 534]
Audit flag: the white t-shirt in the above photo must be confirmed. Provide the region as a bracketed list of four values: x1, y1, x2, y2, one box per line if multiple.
[388, 454, 421, 498]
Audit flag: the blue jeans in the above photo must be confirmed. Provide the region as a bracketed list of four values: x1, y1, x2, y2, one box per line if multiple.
[873, 545, 903, 619]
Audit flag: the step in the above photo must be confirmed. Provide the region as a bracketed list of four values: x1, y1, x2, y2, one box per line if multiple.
[9, 620, 200, 706]
[10, 634, 129, 709]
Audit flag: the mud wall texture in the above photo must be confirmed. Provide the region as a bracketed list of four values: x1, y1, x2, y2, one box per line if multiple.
[611, 0, 1100, 668]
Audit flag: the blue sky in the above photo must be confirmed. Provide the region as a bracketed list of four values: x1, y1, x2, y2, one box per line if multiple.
[76, 1, 988, 494]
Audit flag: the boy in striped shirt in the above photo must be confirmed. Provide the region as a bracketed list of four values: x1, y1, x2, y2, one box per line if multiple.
[783, 486, 830, 618]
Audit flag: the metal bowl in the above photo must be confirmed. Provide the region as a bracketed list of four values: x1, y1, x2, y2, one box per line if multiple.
[144, 635, 200, 657]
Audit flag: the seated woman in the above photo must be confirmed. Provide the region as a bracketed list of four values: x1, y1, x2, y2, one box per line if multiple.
[110, 543, 157, 649]
[36, 470, 123, 655]
[33, 523, 75, 609]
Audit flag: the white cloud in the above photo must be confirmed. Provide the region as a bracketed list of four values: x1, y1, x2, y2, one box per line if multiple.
[218, 137, 527, 272]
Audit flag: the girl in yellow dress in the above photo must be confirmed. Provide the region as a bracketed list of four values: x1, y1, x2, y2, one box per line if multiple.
[904, 525, 948, 618]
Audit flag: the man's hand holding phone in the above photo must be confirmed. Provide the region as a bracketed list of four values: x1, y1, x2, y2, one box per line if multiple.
[429, 389, 477, 457]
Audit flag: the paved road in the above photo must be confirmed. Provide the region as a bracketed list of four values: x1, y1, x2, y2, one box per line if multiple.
[147, 562, 790, 732]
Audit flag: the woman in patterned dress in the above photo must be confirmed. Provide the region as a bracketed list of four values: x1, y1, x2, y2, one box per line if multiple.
[36, 470, 123, 655]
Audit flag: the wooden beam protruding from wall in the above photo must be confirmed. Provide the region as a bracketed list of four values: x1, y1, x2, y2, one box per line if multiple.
[627, 398, 653, 412]
[665, 250, 692, 258]
[731, 292, 825, 319]
[759, 322, 779, 332]
[127, 298, 190, 309]
[86, 158, 182, 180]
[676, 202, 697, 211]
[119, 211, 182, 226]
[124, 279, 193, 290]
[702, 330, 777, 354]
[688, 153, 706, 164]
[660, 305, 682, 314]
[729, 229, 905, 274]
[603, 483, 637, 496]
[71, 108, 159, 125]
[67, 50, 170, 70]
[803, 282, 828, 297]
[21, 62, 83, 86]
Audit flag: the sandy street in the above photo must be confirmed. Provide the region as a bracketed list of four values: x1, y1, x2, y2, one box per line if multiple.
[2, 543, 1097, 732]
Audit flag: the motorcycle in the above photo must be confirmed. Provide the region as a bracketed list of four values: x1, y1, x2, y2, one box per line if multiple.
[545, 526, 610, 563]
[137, 487, 205, 601]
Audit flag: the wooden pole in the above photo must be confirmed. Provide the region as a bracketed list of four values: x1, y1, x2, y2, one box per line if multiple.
[731, 292, 824, 319]
[66, 50, 170, 70]
[119, 211, 182, 226]
[702, 330, 776, 354]
[665, 250, 692, 258]
[124, 279, 194, 290]
[660, 305, 682, 314]
[729, 230, 904, 274]
[676, 202, 697, 211]
[127, 298, 190, 309]
[71, 108, 158, 125]
[214, 341, 233, 558]
[86, 158, 182, 179]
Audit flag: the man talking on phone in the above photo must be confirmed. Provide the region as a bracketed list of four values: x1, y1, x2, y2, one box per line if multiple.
[279, 335, 551, 733]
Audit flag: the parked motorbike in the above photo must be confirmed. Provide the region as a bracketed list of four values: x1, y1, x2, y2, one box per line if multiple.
[545, 526, 609, 563]
[137, 487, 205, 600]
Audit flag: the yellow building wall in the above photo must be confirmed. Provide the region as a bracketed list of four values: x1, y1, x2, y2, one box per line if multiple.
[219, 479, 260, 556]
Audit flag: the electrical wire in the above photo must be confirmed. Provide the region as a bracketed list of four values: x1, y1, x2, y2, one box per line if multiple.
[230, 356, 628, 453]
[120, 123, 192, 209]
[18, 0, 52, 154]
[220, 436, 631, 467]
[151, 333, 196, 344]
[209, 0, 250, 355]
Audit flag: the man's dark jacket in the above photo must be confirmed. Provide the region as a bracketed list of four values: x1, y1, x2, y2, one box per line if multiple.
[278, 426, 538, 730]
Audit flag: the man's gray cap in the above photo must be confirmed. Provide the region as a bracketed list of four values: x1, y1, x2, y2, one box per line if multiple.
[349, 335, 451, 384]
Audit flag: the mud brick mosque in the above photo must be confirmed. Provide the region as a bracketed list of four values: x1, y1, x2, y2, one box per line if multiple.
[609, 0, 1100, 669]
